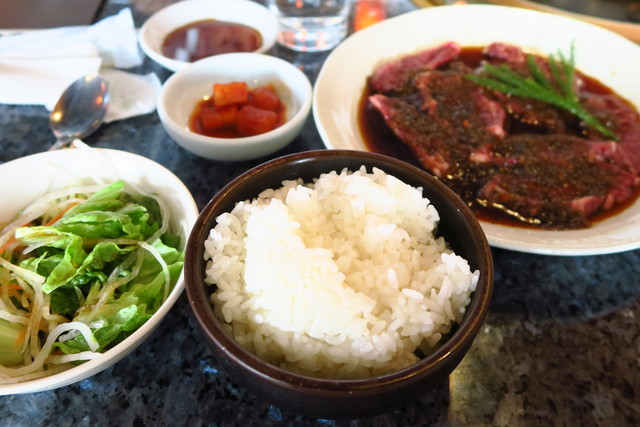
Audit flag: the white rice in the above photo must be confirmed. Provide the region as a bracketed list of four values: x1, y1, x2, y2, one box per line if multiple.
[203, 166, 479, 379]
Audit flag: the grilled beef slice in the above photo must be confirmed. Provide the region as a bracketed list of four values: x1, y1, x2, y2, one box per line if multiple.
[367, 42, 640, 229]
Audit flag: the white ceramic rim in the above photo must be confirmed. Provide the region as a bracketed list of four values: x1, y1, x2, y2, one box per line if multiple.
[0, 148, 199, 395]
[138, 0, 278, 72]
[482, 0, 640, 43]
[313, 4, 640, 256]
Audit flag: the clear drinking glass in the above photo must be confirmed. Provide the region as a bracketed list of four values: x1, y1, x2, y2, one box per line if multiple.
[266, 0, 351, 52]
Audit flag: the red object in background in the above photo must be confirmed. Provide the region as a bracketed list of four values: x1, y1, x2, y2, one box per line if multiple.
[354, 0, 387, 32]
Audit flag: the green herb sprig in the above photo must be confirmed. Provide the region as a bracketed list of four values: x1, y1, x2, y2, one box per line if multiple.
[466, 45, 619, 141]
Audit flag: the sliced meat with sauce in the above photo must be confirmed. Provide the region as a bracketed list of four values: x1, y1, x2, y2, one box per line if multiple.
[370, 65, 507, 179]
[472, 90, 507, 138]
[478, 173, 602, 228]
[365, 42, 640, 229]
[484, 42, 526, 64]
[583, 92, 640, 175]
[493, 93, 570, 134]
[369, 41, 461, 92]
[477, 134, 627, 228]
[369, 94, 452, 178]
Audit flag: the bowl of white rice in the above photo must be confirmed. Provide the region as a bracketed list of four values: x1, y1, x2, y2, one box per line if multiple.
[184, 149, 493, 418]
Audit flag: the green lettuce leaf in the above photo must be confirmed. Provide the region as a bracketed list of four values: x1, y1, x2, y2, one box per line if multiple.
[63, 181, 125, 218]
[55, 211, 143, 240]
[54, 304, 152, 353]
[49, 287, 80, 317]
[58, 232, 183, 353]
[15, 227, 87, 293]
[8, 180, 184, 359]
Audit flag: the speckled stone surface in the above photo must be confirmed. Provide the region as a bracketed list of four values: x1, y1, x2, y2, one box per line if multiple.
[1, 1, 640, 426]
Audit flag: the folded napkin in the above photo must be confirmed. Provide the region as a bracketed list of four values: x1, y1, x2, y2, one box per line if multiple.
[0, 8, 160, 122]
[99, 69, 161, 124]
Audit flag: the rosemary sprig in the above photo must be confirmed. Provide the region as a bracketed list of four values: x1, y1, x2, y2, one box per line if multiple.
[466, 45, 619, 141]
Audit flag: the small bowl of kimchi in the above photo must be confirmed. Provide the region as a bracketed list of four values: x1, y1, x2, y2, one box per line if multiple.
[157, 52, 312, 161]
[0, 148, 198, 395]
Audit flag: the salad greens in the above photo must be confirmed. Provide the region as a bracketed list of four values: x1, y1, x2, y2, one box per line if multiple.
[0, 181, 183, 383]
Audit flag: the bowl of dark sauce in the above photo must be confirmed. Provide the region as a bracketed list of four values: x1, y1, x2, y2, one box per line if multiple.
[139, 0, 278, 72]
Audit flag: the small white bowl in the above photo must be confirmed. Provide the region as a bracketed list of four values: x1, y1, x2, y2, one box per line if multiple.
[0, 148, 198, 395]
[139, 0, 278, 72]
[157, 52, 313, 161]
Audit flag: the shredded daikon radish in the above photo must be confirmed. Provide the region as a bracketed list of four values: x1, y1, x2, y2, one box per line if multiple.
[0, 309, 28, 325]
[41, 294, 68, 335]
[85, 239, 171, 313]
[138, 241, 171, 302]
[0, 321, 98, 377]
[22, 236, 68, 255]
[26, 277, 45, 359]
[0, 257, 45, 285]
[58, 321, 106, 343]
[83, 250, 144, 323]
[0, 185, 104, 241]
[146, 194, 171, 245]
[81, 238, 139, 247]
[13, 276, 34, 297]
[0, 294, 30, 321]
[74, 286, 86, 307]
[0, 365, 69, 384]
[47, 351, 102, 364]
[2, 277, 33, 311]
[42, 313, 67, 326]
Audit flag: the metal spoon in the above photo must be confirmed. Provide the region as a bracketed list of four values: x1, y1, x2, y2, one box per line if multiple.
[49, 74, 110, 151]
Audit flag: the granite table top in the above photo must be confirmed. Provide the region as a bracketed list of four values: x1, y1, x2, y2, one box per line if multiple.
[1, 1, 639, 425]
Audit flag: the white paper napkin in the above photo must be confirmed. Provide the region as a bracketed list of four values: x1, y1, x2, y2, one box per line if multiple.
[0, 8, 160, 122]
[99, 69, 161, 123]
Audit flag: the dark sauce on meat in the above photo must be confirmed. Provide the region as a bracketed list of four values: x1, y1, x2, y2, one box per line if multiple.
[162, 19, 262, 62]
[359, 46, 640, 230]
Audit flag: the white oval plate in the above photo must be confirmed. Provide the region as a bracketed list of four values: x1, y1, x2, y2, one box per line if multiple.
[0, 148, 199, 395]
[313, 4, 640, 256]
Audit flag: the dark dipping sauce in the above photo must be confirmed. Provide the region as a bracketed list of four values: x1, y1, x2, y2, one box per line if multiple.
[359, 46, 640, 230]
[161, 19, 262, 62]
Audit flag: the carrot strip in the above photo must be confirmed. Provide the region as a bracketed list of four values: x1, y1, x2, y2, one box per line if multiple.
[0, 199, 79, 256]
[45, 201, 81, 226]
[2, 283, 22, 291]
[2, 284, 23, 298]
[0, 235, 17, 256]
[14, 324, 28, 349]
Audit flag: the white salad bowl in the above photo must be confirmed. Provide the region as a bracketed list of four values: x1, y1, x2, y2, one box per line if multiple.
[138, 0, 278, 72]
[313, 4, 640, 256]
[0, 148, 198, 395]
[158, 52, 312, 161]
